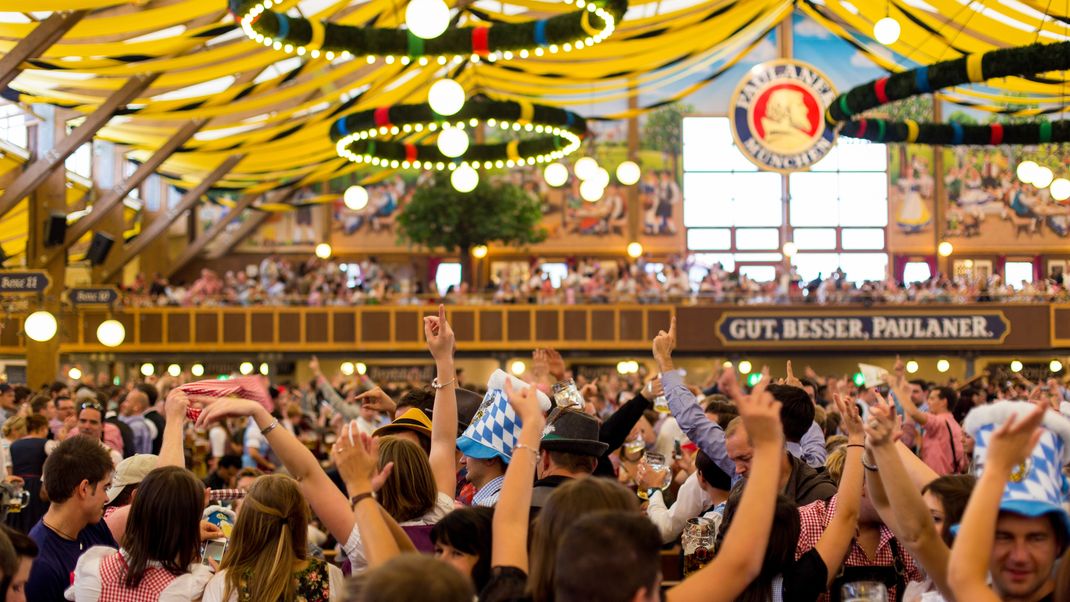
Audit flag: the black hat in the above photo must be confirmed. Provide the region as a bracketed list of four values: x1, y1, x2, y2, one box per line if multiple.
[456, 388, 483, 431]
[539, 408, 608, 457]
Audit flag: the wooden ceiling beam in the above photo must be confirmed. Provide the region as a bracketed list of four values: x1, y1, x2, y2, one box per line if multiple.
[0, 10, 86, 90]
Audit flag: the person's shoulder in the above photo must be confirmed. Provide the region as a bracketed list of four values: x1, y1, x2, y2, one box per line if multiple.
[82, 520, 118, 548]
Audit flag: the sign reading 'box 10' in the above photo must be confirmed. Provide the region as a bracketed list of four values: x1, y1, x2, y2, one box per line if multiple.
[717, 312, 1010, 344]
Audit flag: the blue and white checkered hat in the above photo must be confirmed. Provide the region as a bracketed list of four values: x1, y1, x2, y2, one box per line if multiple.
[457, 370, 551, 464]
[965, 401, 1070, 537]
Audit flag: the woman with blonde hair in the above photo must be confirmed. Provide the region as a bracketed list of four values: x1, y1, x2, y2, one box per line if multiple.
[202, 474, 345, 601]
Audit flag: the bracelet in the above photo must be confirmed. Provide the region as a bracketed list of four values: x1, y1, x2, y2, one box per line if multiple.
[846, 444, 865, 450]
[350, 492, 374, 506]
[513, 443, 540, 466]
[431, 377, 456, 390]
[260, 419, 280, 436]
[862, 458, 879, 472]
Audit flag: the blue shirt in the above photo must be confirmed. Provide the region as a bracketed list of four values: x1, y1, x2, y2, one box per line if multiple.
[27, 518, 117, 602]
[118, 414, 154, 456]
[662, 370, 736, 480]
[785, 421, 827, 469]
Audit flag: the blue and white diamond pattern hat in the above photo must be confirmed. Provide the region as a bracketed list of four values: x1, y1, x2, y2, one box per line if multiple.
[964, 401, 1070, 537]
[457, 370, 551, 464]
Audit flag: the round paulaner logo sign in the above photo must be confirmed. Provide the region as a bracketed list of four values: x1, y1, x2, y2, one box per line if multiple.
[730, 60, 838, 173]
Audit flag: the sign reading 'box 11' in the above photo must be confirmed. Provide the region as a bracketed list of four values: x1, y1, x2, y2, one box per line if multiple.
[717, 312, 1010, 345]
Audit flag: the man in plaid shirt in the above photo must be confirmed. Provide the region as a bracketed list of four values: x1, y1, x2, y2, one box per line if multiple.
[796, 492, 923, 601]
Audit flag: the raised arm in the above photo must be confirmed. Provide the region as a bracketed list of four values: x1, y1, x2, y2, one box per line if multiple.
[491, 380, 546, 570]
[425, 304, 459, 498]
[159, 388, 190, 468]
[814, 395, 865, 587]
[309, 356, 361, 421]
[333, 421, 402, 568]
[948, 403, 1045, 602]
[865, 395, 952, 597]
[669, 368, 782, 602]
[196, 399, 356, 547]
[654, 316, 734, 476]
[889, 356, 927, 425]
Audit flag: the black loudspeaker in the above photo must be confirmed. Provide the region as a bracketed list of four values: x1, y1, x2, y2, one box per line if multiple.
[86, 232, 114, 266]
[45, 213, 66, 246]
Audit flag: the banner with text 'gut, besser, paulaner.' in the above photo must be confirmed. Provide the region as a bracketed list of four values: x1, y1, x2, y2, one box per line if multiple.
[717, 312, 1009, 345]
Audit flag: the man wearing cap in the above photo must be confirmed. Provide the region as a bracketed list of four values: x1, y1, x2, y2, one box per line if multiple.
[531, 408, 609, 510]
[102, 454, 157, 541]
[456, 388, 518, 508]
[953, 401, 1070, 602]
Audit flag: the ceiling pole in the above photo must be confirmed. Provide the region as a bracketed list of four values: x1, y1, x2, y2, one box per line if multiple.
[0, 73, 160, 220]
[41, 119, 208, 265]
[165, 186, 299, 277]
[102, 153, 245, 282]
[0, 11, 87, 90]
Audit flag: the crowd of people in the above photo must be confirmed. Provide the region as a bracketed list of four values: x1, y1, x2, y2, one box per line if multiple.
[0, 308, 1067, 600]
[120, 255, 1069, 308]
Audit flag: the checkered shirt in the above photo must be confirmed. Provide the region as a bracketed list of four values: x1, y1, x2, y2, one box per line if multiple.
[796, 495, 923, 602]
[99, 551, 178, 601]
[209, 488, 245, 502]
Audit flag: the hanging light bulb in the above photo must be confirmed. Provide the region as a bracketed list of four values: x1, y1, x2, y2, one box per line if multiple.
[356, 362, 368, 375]
[738, 360, 753, 374]
[573, 157, 599, 181]
[24, 311, 58, 342]
[451, 164, 479, 192]
[873, 16, 901, 45]
[436, 128, 469, 158]
[1033, 166, 1054, 189]
[96, 319, 126, 347]
[340, 362, 355, 376]
[167, 364, 181, 377]
[239, 362, 254, 376]
[510, 360, 526, 376]
[782, 242, 798, 257]
[937, 241, 953, 257]
[140, 363, 155, 377]
[1051, 359, 1064, 373]
[315, 243, 332, 259]
[1017, 160, 1039, 183]
[405, 0, 450, 39]
[68, 367, 82, 381]
[191, 363, 205, 377]
[615, 161, 641, 185]
[471, 245, 488, 259]
[344, 185, 369, 211]
[428, 79, 465, 116]
[1050, 178, 1070, 201]
[579, 180, 605, 202]
[1010, 359, 1024, 373]
[936, 359, 950, 373]
[588, 167, 610, 189]
[543, 163, 569, 187]
[905, 360, 919, 374]
[626, 242, 643, 258]
[259, 362, 270, 375]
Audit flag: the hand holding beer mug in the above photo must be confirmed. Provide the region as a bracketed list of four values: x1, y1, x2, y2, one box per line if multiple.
[2, 481, 29, 514]
[552, 379, 586, 411]
[636, 452, 672, 500]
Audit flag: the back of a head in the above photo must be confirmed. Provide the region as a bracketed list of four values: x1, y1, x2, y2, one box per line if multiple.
[135, 383, 159, 406]
[554, 511, 660, 602]
[694, 451, 732, 492]
[377, 437, 436, 523]
[1, 416, 25, 439]
[767, 384, 814, 443]
[531, 478, 639, 602]
[738, 495, 802, 602]
[219, 455, 243, 471]
[43, 436, 114, 503]
[224, 474, 310, 601]
[347, 554, 474, 602]
[123, 466, 204, 587]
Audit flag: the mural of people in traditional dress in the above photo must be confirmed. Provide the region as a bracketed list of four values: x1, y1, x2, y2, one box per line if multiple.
[942, 145, 1070, 250]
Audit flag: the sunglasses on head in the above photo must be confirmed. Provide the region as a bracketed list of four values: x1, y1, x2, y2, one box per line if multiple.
[79, 402, 104, 414]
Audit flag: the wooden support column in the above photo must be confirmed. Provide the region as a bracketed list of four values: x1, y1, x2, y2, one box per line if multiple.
[102, 154, 244, 282]
[25, 105, 69, 387]
[43, 119, 206, 265]
[0, 11, 86, 90]
[0, 73, 159, 220]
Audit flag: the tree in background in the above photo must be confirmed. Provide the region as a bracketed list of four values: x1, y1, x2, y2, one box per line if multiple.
[397, 173, 547, 287]
[642, 103, 692, 180]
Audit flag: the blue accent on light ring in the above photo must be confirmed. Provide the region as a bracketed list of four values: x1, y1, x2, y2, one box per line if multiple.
[534, 20, 548, 46]
[915, 67, 931, 93]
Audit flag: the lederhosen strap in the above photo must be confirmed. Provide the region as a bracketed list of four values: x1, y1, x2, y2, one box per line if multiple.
[829, 537, 906, 602]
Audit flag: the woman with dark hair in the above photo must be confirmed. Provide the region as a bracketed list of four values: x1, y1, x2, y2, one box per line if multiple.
[431, 506, 495, 591]
[69, 466, 213, 600]
[1, 526, 36, 602]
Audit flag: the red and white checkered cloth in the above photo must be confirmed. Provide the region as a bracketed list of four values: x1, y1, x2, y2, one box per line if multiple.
[178, 376, 273, 421]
